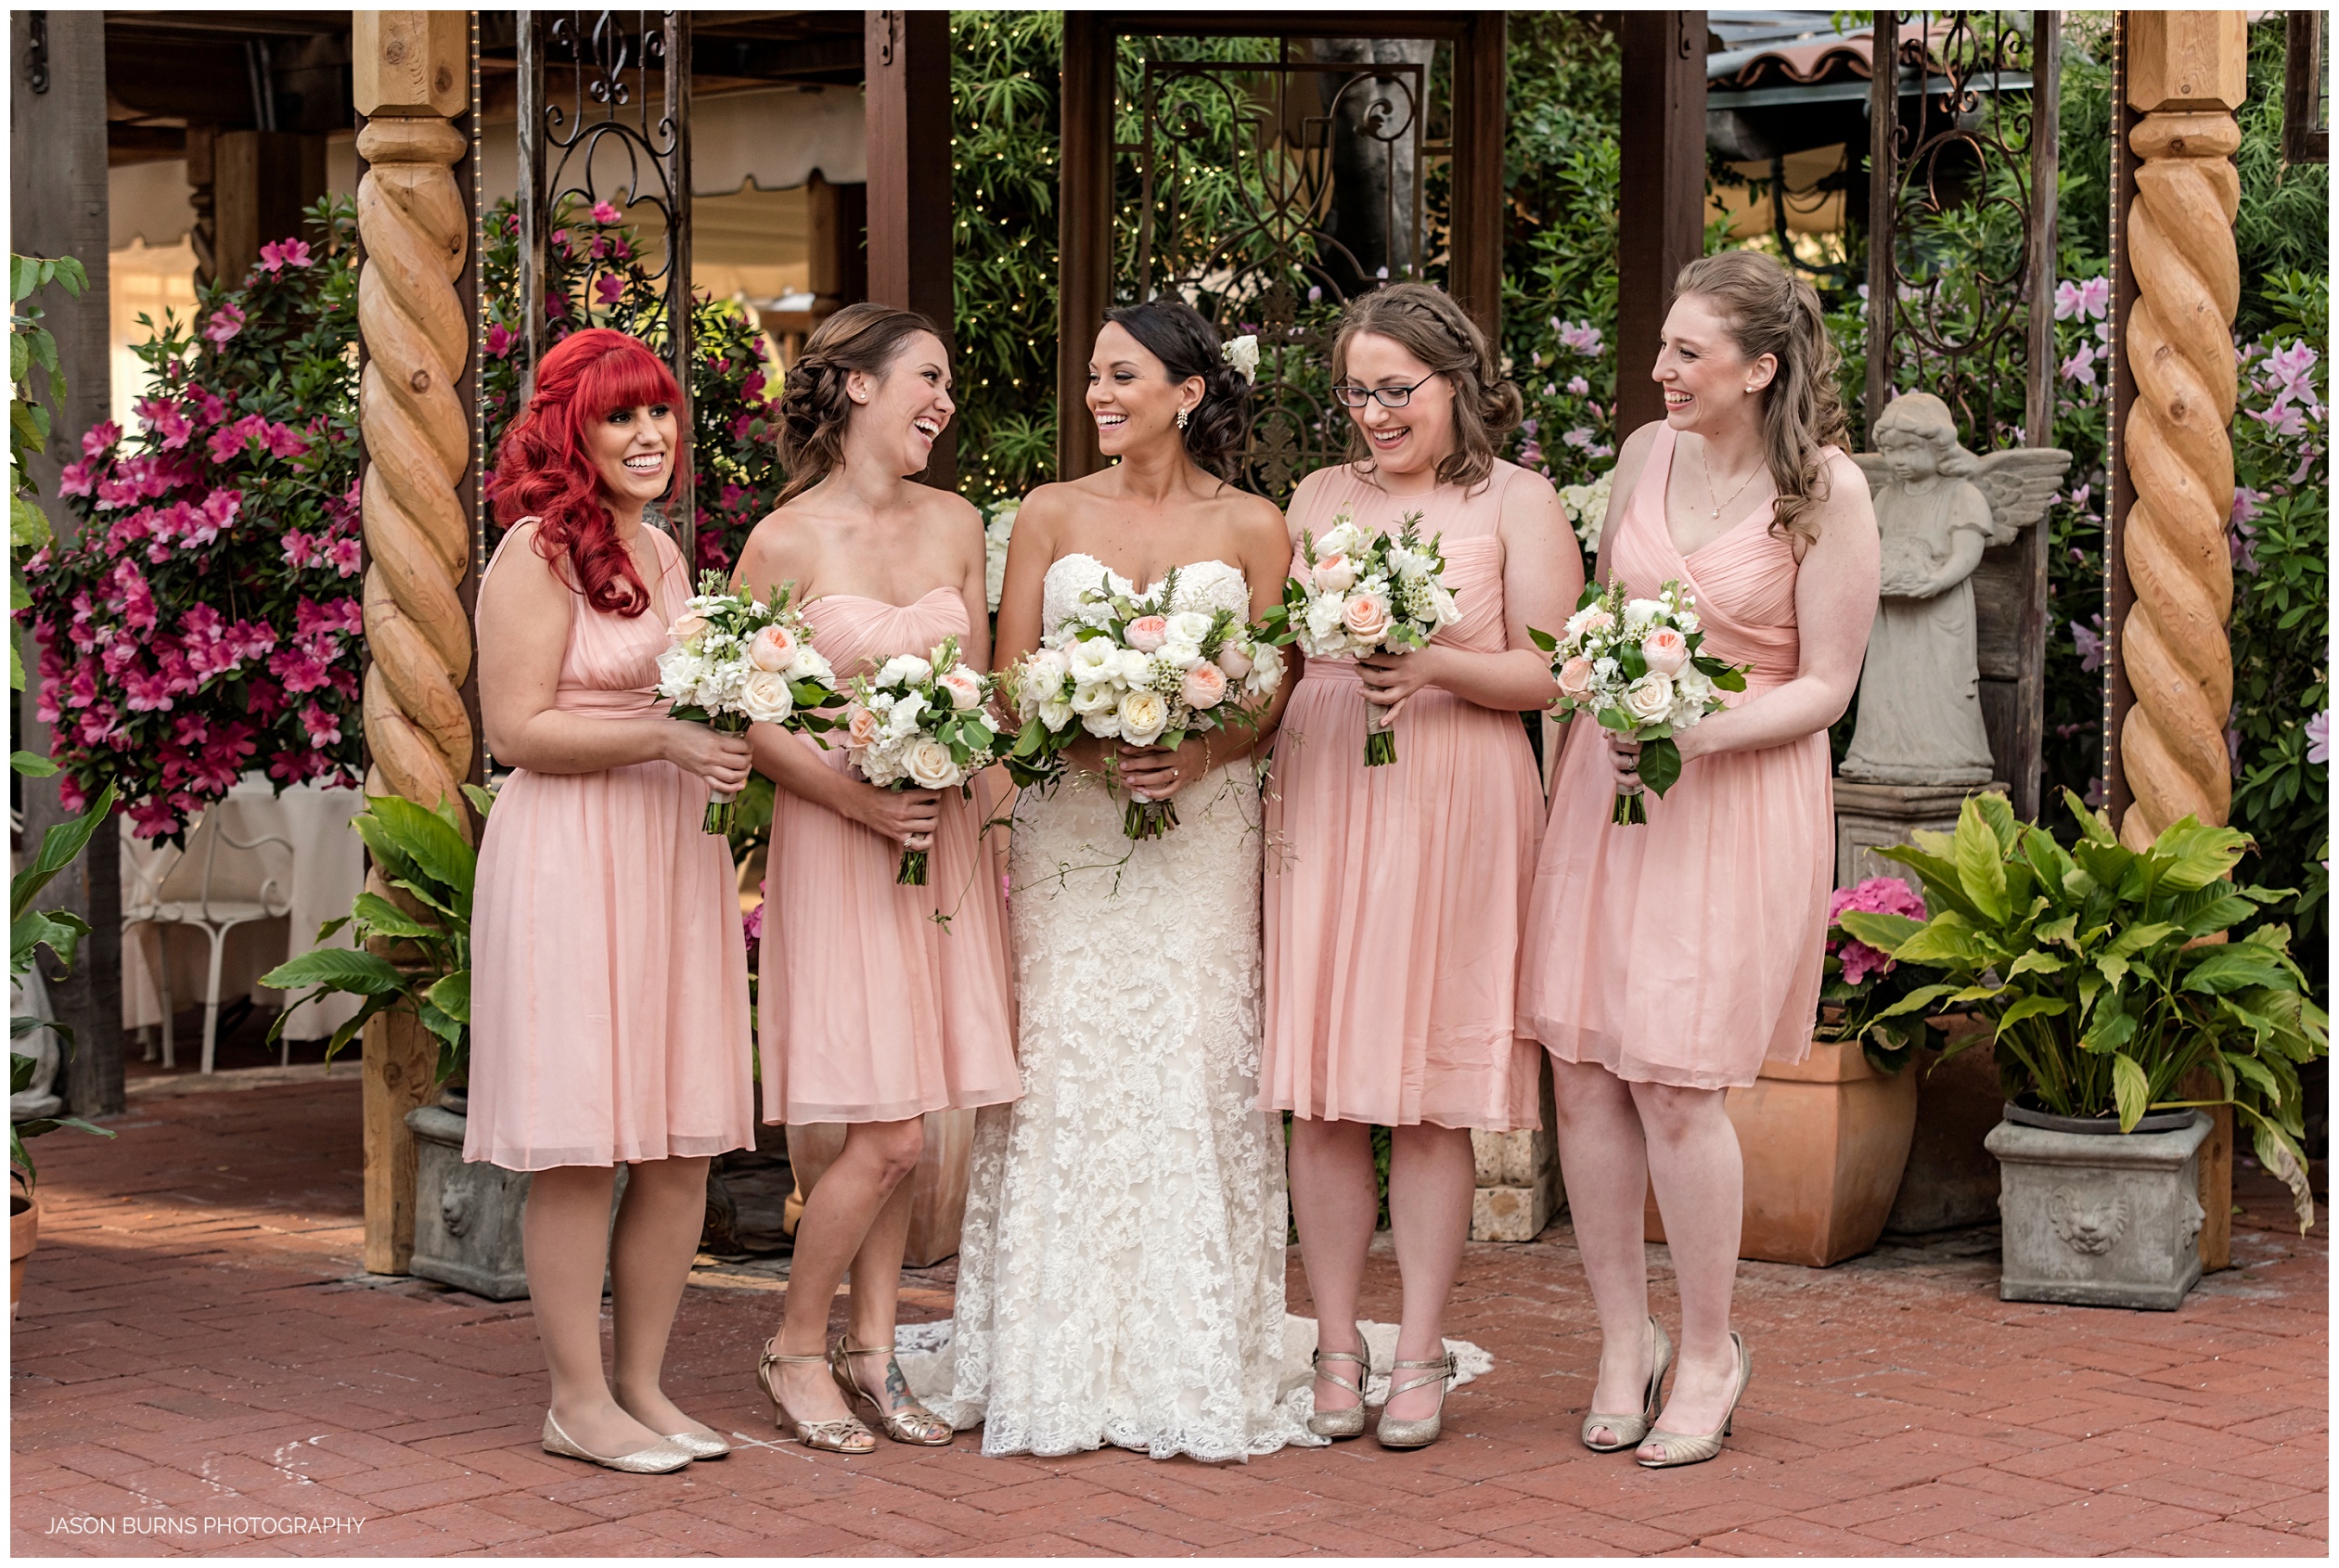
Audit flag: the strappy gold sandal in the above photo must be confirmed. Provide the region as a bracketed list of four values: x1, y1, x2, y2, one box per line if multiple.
[1638, 1331, 1752, 1470]
[1305, 1340, 1372, 1439]
[1583, 1315, 1674, 1452]
[1374, 1351, 1457, 1450]
[756, 1340, 877, 1454]
[832, 1338, 954, 1446]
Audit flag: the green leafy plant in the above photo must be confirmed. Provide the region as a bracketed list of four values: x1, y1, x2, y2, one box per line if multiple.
[261, 786, 493, 1086]
[1838, 791, 2328, 1227]
[10, 252, 89, 700]
[9, 781, 120, 1190]
[1815, 875, 1940, 1075]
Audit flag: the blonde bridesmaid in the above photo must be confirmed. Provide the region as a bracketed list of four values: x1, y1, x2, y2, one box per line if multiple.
[1264, 284, 1582, 1449]
[735, 303, 1019, 1454]
[1519, 252, 1879, 1468]
[469, 328, 757, 1473]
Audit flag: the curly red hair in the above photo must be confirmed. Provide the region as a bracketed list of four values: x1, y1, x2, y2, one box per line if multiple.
[491, 328, 682, 617]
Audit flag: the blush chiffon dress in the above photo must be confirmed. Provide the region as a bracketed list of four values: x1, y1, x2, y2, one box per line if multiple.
[1518, 428, 1834, 1090]
[466, 521, 757, 1170]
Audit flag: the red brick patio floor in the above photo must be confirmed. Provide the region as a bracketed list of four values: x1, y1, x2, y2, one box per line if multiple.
[10, 1075, 2326, 1557]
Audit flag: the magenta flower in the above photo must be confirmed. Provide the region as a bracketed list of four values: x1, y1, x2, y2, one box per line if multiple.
[202, 302, 246, 346]
[594, 273, 626, 307]
[485, 324, 515, 359]
[81, 420, 122, 457]
[257, 238, 314, 274]
[2308, 711, 2330, 767]
[1826, 876, 1928, 985]
[135, 396, 193, 452]
[326, 535, 363, 577]
[590, 199, 622, 225]
[57, 457, 96, 497]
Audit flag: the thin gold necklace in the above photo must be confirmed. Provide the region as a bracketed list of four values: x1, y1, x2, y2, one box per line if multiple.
[1700, 443, 1766, 521]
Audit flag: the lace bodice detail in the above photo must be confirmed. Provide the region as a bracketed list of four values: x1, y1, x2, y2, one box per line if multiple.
[1041, 554, 1253, 637]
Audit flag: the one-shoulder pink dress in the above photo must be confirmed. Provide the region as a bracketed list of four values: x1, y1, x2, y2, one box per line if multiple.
[466, 522, 756, 1170]
[758, 589, 1021, 1125]
[1261, 461, 1547, 1130]
[1519, 428, 1832, 1090]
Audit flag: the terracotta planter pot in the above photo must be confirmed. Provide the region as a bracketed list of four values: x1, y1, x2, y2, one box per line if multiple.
[1646, 1038, 1921, 1266]
[788, 1109, 976, 1267]
[11, 1189, 39, 1318]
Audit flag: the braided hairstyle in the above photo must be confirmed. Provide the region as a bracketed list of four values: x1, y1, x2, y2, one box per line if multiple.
[1102, 298, 1252, 484]
[775, 302, 945, 504]
[1672, 251, 1850, 544]
[1330, 283, 1523, 493]
[490, 327, 680, 617]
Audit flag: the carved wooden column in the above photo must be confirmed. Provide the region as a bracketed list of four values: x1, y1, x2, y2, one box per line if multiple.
[353, 11, 475, 1275]
[2114, 12, 2246, 850]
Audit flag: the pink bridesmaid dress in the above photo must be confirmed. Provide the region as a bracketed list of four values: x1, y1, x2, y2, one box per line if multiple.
[758, 588, 1020, 1125]
[1262, 460, 1546, 1131]
[1519, 427, 1833, 1089]
[466, 522, 757, 1170]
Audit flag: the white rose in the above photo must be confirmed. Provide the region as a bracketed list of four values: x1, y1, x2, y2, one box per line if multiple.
[1247, 648, 1284, 696]
[1318, 521, 1363, 557]
[789, 646, 833, 684]
[1167, 610, 1214, 646]
[886, 690, 929, 735]
[1429, 585, 1461, 625]
[875, 654, 932, 689]
[739, 670, 794, 725]
[1222, 332, 1260, 385]
[1621, 673, 1675, 725]
[906, 738, 960, 790]
[1038, 698, 1073, 731]
[1110, 646, 1153, 686]
[1081, 708, 1123, 739]
[1070, 680, 1119, 715]
[1622, 598, 1663, 633]
[1067, 638, 1113, 683]
[1157, 640, 1202, 675]
[1118, 688, 1170, 747]
[1214, 641, 1253, 679]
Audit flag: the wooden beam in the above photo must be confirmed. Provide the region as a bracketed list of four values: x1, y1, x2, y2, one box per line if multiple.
[865, 9, 957, 487]
[1615, 11, 1708, 440]
[1057, 12, 1115, 482]
[353, 10, 478, 1275]
[11, 9, 125, 1121]
[1447, 13, 1508, 346]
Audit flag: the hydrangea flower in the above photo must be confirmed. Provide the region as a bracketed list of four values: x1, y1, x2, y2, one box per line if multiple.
[1826, 877, 1928, 986]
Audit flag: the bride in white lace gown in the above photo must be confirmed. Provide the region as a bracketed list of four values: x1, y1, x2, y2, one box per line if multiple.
[930, 303, 1311, 1460]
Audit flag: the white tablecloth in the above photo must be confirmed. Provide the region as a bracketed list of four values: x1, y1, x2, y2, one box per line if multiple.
[120, 776, 368, 1041]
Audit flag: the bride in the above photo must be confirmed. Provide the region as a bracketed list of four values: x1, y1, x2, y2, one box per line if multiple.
[932, 301, 1309, 1459]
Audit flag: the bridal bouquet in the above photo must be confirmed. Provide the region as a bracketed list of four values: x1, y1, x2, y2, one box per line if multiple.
[1006, 566, 1282, 840]
[842, 636, 1006, 884]
[657, 571, 844, 834]
[1531, 578, 1747, 826]
[1262, 510, 1459, 765]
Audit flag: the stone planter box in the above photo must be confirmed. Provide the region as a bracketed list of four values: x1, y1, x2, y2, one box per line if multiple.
[1646, 1037, 1920, 1266]
[1986, 1107, 2211, 1310]
[406, 1104, 533, 1301]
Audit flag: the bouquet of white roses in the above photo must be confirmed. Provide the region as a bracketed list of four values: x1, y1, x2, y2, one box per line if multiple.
[1530, 578, 1747, 826]
[1262, 509, 1459, 765]
[1005, 565, 1282, 841]
[842, 636, 1006, 884]
[657, 571, 844, 834]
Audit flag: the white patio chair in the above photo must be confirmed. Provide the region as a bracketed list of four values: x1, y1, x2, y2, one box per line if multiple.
[122, 803, 295, 1073]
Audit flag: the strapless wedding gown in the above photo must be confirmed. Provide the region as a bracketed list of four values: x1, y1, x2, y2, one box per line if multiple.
[927, 555, 1317, 1460]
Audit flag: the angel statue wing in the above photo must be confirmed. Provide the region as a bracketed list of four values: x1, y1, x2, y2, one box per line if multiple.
[1848, 451, 1893, 498]
[1971, 448, 2073, 547]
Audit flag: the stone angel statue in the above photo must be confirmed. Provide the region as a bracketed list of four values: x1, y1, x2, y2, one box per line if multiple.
[1838, 393, 2070, 785]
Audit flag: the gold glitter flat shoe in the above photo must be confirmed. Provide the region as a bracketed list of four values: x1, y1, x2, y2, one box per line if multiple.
[540, 1412, 695, 1474]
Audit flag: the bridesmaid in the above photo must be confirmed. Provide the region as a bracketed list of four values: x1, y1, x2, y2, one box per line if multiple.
[1264, 283, 1582, 1449]
[469, 327, 756, 1473]
[735, 303, 1020, 1454]
[1519, 251, 1879, 1468]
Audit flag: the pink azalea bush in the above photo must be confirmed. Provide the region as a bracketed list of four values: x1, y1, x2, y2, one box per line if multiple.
[19, 199, 363, 842]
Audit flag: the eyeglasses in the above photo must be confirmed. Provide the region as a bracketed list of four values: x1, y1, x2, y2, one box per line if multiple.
[1333, 374, 1437, 410]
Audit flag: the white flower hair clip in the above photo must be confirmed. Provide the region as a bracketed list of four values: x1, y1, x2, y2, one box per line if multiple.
[1221, 334, 1259, 385]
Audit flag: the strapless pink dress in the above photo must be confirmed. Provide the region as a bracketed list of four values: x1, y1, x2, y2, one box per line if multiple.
[758, 588, 1021, 1125]
[1519, 428, 1833, 1089]
[466, 523, 756, 1170]
[1262, 460, 1546, 1130]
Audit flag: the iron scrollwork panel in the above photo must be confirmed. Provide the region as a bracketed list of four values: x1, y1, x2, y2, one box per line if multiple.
[517, 10, 695, 558]
[1120, 43, 1450, 501]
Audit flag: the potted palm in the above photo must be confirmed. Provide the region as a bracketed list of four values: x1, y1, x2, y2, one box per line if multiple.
[1839, 791, 2327, 1309]
[261, 790, 515, 1295]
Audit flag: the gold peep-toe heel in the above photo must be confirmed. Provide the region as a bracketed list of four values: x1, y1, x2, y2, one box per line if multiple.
[1582, 1316, 1674, 1452]
[1305, 1340, 1372, 1439]
[1637, 1331, 1752, 1470]
[832, 1338, 955, 1446]
[1373, 1351, 1457, 1450]
[540, 1412, 696, 1474]
[756, 1340, 877, 1454]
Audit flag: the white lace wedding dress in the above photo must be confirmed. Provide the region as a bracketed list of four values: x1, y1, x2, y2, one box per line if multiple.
[925, 554, 1317, 1461]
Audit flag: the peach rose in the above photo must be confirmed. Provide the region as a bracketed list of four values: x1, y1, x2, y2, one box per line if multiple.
[748, 623, 799, 672]
[1214, 642, 1253, 679]
[668, 611, 709, 641]
[1341, 593, 1394, 645]
[1555, 655, 1596, 699]
[845, 703, 882, 747]
[1125, 615, 1169, 654]
[1639, 626, 1689, 675]
[1312, 552, 1356, 593]
[1180, 661, 1228, 710]
[937, 667, 983, 710]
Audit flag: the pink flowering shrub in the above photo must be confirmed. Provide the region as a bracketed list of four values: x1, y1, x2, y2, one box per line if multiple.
[478, 196, 786, 577]
[1825, 876, 1929, 986]
[19, 198, 363, 842]
[1818, 875, 1936, 1073]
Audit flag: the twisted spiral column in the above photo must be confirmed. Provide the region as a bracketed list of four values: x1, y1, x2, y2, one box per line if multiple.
[2117, 109, 2241, 848]
[357, 114, 474, 829]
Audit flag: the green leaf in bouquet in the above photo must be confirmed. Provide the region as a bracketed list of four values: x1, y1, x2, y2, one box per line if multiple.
[1528, 625, 1558, 653]
[1637, 737, 1683, 798]
[1617, 642, 1647, 681]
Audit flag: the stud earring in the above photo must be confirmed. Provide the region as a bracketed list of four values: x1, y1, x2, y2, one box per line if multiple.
[1176, 408, 1189, 431]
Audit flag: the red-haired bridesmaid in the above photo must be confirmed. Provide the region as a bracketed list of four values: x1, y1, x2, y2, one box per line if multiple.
[469, 327, 756, 1472]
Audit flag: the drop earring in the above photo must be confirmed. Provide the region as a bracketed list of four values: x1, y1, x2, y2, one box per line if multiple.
[1176, 408, 1190, 431]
